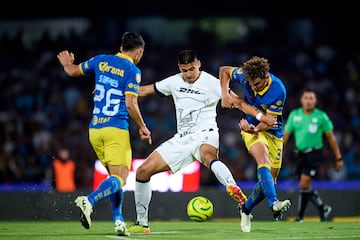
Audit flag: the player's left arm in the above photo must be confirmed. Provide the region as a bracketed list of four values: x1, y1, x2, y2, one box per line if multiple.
[324, 130, 343, 171]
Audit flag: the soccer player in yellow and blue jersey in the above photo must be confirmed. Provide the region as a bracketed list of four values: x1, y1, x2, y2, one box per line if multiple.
[57, 32, 151, 236]
[220, 56, 291, 232]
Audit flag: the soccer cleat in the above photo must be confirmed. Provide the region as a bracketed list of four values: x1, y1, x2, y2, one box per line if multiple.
[272, 199, 291, 221]
[128, 222, 150, 234]
[226, 184, 247, 205]
[237, 204, 252, 233]
[74, 196, 93, 229]
[320, 205, 332, 221]
[114, 220, 130, 236]
[273, 210, 283, 221]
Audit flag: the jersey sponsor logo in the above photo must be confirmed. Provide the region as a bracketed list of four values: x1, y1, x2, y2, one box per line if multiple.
[98, 62, 125, 77]
[128, 83, 139, 90]
[92, 115, 111, 125]
[177, 87, 202, 94]
[269, 100, 283, 110]
[270, 104, 283, 111]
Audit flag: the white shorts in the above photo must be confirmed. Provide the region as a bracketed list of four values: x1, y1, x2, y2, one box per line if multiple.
[156, 128, 219, 173]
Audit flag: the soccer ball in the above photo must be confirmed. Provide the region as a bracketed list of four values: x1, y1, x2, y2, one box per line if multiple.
[186, 196, 214, 222]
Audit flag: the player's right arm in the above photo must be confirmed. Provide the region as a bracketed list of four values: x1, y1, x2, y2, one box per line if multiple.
[57, 50, 82, 77]
[139, 84, 155, 97]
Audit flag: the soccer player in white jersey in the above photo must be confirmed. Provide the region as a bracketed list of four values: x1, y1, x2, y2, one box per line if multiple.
[129, 50, 276, 234]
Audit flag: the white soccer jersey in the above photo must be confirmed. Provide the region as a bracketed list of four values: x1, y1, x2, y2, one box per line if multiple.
[155, 71, 221, 134]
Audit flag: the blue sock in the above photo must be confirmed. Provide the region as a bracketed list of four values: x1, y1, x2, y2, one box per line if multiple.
[258, 166, 277, 207]
[88, 176, 122, 206]
[109, 189, 125, 222]
[244, 182, 265, 214]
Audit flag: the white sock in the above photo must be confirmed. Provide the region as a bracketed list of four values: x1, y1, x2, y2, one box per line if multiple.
[210, 160, 236, 186]
[134, 180, 152, 226]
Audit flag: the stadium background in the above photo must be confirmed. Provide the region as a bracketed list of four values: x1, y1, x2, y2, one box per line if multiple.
[0, 2, 359, 220]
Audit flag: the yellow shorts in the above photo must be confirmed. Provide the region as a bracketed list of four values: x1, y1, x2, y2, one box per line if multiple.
[241, 131, 283, 169]
[89, 127, 131, 169]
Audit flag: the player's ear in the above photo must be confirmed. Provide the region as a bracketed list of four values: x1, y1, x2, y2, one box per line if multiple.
[137, 48, 144, 57]
[197, 59, 201, 68]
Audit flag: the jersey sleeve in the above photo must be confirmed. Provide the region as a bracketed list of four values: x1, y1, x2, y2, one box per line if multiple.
[154, 75, 174, 96]
[80, 55, 98, 74]
[125, 67, 141, 96]
[321, 111, 334, 132]
[266, 90, 286, 116]
[230, 67, 246, 83]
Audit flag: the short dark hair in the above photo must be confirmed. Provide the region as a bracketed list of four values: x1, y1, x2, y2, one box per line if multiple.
[121, 32, 145, 51]
[303, 88, 315, 94]
[178, 50, 198, 64]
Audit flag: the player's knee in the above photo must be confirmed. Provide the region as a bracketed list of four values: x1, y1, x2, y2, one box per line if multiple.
[135, 165, 151, 180]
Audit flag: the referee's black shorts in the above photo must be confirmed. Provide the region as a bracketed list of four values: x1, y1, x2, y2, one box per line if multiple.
[294, 148, 322, 178]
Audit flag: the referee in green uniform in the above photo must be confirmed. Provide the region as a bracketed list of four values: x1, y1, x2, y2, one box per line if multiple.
[283, 88, 343, 222]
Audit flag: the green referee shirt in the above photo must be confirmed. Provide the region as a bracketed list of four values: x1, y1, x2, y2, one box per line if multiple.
[284, 108, 334, 151]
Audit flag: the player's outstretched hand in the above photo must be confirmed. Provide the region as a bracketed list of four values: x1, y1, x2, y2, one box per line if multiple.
[57, 50, 75, 66]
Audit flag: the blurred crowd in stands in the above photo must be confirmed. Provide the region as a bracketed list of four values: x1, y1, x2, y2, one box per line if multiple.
[0, 16, 359, 190]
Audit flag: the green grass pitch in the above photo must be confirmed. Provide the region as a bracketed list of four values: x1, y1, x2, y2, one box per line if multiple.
[0, 220, 359, 240]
